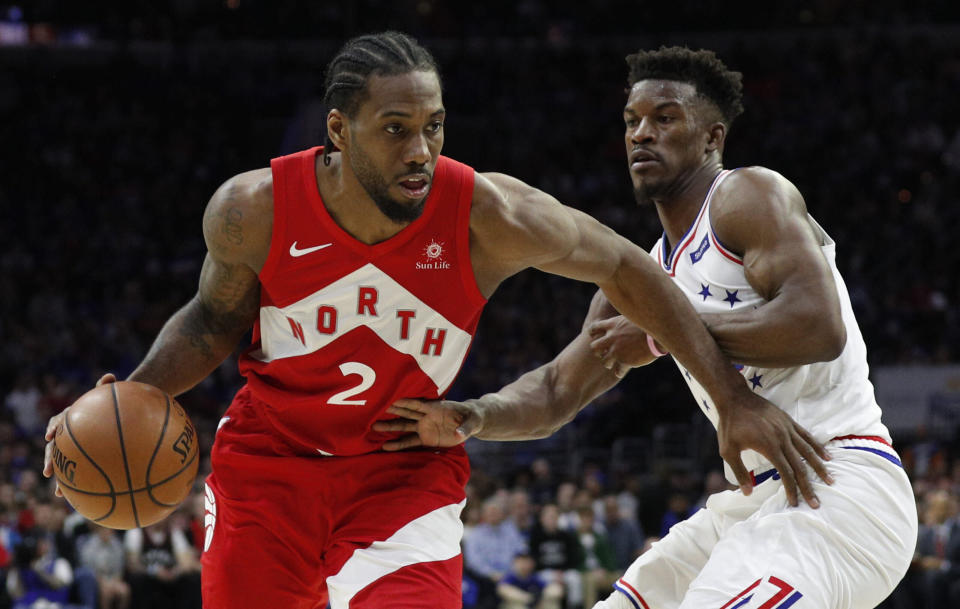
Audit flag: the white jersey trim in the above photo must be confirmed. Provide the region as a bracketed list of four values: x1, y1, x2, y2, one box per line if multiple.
[326, 499, 465, 607]
[251, 263, 473, 394]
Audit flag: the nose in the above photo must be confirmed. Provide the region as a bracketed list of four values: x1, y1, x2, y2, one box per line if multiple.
[403, 133, 431, 166]
[629, 118, 655, 145]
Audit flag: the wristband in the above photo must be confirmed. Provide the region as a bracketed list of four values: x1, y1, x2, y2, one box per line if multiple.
[647, 334, 668, 357]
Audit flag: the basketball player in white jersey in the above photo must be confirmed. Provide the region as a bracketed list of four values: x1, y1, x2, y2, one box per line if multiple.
[376, 47, 918, 608]
[42, 34, 832, 609]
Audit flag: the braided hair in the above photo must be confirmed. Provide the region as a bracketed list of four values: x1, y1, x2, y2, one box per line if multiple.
[626, 46, 744, 127]
[322, 31, 441, 166]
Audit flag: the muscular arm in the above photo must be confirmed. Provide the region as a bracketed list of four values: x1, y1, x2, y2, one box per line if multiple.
[699, 168, 845, 367]
[127, 170, 272, 396]
[468, 290, 624, 440]
[381, 172, 831, 506]
[470, 172, 746, 417]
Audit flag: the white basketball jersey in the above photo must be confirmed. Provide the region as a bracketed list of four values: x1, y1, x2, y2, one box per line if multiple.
[651, 169, 890, 481]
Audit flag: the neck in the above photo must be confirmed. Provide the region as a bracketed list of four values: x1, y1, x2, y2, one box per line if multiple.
[315, 152, 411, 245]
[653, 160, 723, 249]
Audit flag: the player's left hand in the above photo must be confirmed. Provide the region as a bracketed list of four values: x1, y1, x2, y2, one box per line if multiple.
[373, 399, 483, 451]
[718, 390, 833, 509]
[587, 315, 659, 376]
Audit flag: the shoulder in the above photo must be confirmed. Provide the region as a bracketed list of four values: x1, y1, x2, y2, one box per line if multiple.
[709, 166, 810, 253]
[712, 166, 806, 217]
[202, 168, 274, 267]
[470, 172, 578, 242]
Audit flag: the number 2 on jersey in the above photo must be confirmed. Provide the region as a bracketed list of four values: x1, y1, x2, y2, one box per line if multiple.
[328, 362, 376, 405]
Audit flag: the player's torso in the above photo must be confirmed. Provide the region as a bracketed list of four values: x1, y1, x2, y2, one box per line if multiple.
[238, 147, 486, 456]
[651, 169, 889, 476]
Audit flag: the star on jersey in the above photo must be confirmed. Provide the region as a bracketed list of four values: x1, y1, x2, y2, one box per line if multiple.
[702, 399, 710, 411]
[698, 284, 712, 301]
[749, 373, 763, 389]
[723, 289, 741, 308]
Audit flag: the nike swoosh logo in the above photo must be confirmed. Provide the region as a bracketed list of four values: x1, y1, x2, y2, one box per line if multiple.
[289, 241, 333, 257]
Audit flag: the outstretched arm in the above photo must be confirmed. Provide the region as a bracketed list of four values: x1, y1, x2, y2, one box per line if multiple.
[377, 288, 648, 439]
[378, 173, 831, 508]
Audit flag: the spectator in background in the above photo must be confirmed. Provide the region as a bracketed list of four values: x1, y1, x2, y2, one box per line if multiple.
[464, 497, 528, 609]
[4, 375, 42, 438]
[614, 475, 642, 525]
[528, 460, 556, 508]
[508, 490, 536, 543]
[658, 492, 695, 537]
[124, 519, 200, 609]
[528, 504, 582, 609]
[913, 489, 960, 607]
[28, 499, 95, 608]
[496, 553, 563, 609]
[599, 495, 643, 572]
[78, 525, 129, 609]
[575, 506, 618, 607]
[554, 483, 580, 531]
[5, 534, 78, 609]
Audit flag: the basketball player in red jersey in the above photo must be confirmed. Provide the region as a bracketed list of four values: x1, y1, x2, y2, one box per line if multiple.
[42, 33, 829, 609]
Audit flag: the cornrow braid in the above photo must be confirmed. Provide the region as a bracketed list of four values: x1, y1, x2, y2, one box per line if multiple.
[626, 46, 744, 127]
[322, 31, 441, 166]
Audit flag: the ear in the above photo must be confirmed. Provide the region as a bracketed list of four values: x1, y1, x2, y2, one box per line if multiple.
[327, 109, 349, 152]
[705, 121, 726, 154]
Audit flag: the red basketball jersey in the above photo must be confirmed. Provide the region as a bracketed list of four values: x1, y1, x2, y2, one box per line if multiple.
[237, 147, 486, 456]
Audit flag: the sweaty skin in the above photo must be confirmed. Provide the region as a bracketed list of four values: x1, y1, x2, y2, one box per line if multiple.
[44, 71, 830, 509]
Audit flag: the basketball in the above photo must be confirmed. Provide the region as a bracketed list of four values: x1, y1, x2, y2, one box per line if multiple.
[50, 381, 199, 530]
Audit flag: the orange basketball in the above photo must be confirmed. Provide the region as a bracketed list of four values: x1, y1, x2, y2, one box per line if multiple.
[51, 381, 199, 529]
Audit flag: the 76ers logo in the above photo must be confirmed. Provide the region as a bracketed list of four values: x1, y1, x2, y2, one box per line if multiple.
[416, 239, 451, 270]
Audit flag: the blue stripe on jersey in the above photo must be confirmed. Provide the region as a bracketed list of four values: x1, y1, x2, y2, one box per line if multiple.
[613, 582, 643, 609]
[779, 591, 803, 608]
[840, 446, 903, 468]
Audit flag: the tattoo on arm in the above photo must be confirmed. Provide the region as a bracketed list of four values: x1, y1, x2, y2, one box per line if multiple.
[179, 303, 216, 360]
[223, 207, 243, 245]
[177, 260, 260, 361]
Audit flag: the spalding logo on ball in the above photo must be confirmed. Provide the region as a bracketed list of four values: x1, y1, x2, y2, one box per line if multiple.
[52, 381, 200, 529]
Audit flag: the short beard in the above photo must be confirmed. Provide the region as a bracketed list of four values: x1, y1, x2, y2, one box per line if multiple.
[350, 146, 427, 224]
[633, 182, 659, 207]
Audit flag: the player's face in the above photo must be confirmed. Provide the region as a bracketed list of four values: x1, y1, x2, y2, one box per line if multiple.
[623, 80, 710, 205]
[347, 70, 445, 223]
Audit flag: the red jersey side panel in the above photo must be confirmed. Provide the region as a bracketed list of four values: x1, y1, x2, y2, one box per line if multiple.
[238, 147, 485, 456]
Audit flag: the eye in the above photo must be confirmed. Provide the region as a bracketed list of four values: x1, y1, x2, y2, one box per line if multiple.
[625, 118, 639, 128]
[426, 121, 444, 133]
[385, 124, 404, 135]
[658, 115, 675, 124]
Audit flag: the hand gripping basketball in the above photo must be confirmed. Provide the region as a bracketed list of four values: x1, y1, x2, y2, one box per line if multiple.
[44, 375, 199, 529]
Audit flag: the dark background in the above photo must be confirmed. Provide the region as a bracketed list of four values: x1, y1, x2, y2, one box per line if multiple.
[1, 2, 959, 608]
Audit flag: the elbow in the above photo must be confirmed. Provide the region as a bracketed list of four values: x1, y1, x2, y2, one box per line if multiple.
[822, 319, 847, 361]
[810, 308, 847, 362]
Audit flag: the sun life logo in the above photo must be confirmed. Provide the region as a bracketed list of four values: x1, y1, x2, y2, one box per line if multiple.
[417, 239, 451, 270]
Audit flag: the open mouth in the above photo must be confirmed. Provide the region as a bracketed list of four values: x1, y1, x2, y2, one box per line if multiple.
[398, 176, 430, 199]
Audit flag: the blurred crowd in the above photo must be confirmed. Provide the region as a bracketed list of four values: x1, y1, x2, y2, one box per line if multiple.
[2, 5, 960, 608]
[2, 417, 960, 608]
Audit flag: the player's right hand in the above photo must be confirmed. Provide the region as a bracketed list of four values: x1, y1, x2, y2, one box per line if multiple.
[43, 373, 117, 496]
[373, 399, 483, 451]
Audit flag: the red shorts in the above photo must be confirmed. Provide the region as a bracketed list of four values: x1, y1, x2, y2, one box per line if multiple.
[201, 387, 470, 608]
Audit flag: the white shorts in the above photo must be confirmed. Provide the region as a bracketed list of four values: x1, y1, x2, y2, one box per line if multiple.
[607, 438, 917, 609]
